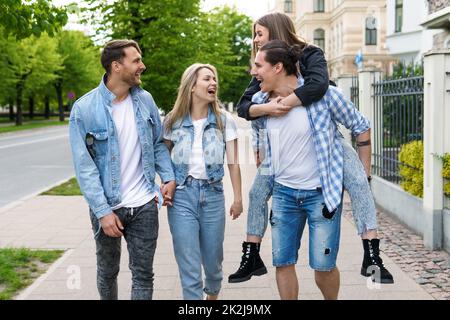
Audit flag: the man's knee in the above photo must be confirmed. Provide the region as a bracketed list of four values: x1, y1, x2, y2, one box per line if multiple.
[314, 268, 339, 281]
[276, 264, 296, 275]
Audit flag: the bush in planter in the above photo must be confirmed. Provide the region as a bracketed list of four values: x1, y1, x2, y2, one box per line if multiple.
[443, 153, 450, 196]
[398, 140, 424, 197]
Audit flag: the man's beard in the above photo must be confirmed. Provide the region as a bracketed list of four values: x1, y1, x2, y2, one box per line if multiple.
[123, 72, 141, 87]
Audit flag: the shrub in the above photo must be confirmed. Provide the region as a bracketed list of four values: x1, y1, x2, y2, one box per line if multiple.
[443, 153, 450, 196]
[398, 140, 424, 197]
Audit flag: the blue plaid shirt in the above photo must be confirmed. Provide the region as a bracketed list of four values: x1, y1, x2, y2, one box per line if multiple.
[251, 79, 370, 212]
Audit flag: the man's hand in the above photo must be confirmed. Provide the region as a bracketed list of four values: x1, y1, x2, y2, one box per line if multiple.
[266, 97, 292, 117]
[161, 181, 176, 206]
[229, 200, 243, 220]
[100, 212, 124, 237]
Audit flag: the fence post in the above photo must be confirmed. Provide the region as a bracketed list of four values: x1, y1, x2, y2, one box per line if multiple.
[358, 69, 382, 165]
[335, 75, 353, 144]
[423, 50, 450, 250]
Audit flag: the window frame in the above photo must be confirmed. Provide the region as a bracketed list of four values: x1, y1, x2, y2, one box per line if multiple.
[314, 0, 325, 13]
[284, 0, 293, 13]
[314, 28, 325, 50]
[365, 17, 377, 45]
[395, 0, 403, 33]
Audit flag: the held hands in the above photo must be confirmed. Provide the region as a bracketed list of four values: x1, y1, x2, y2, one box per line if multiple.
[161, 181, 176, 206]
[100, 212, 124, 237]
[266, 96, 292, 117]
[229, 200, 243, 220]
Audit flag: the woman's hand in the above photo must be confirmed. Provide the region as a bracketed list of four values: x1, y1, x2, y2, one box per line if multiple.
[265, 97, 292, 117]
[229, 200, 243, 220]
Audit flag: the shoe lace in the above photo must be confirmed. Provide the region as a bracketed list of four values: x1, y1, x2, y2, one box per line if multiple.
[368, 242, 387, 271]
[238, 247, 251, 270]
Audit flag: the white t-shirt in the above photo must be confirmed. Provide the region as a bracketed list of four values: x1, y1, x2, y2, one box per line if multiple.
[267, 106, 321, 190]
[189, 118, 209, 179]
[165, 111, 238, 179]
[110, 94, 155, 210]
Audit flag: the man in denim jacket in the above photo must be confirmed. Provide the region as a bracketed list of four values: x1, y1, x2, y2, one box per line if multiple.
[69, 40, 175, 300]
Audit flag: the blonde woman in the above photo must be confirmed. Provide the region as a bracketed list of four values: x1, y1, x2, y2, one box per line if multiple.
[163, 63, 243, 300]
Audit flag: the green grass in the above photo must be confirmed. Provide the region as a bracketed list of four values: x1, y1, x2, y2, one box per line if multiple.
[0, 248, 64, 300]
[41, 177, 82, 196]
[0, 120, 68, 134]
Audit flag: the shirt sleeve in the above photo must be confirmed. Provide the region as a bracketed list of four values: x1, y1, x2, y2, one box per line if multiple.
[224, 111, 238, 142]
[295, 45, 330, 107]
[236, 77, 263, 121]
[326, 86, 370, 136]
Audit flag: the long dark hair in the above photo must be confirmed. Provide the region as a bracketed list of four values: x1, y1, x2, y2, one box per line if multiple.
[252, 12, 307, 62]
[259, 40, 303, 77]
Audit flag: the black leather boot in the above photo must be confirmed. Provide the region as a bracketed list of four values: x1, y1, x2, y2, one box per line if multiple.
[228, 241, 268, 283]
[361, 239, 394, 284]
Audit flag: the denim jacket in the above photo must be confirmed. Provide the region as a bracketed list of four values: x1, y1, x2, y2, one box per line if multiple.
[69, 75, 175, 219]
[164, 107, 226, 186]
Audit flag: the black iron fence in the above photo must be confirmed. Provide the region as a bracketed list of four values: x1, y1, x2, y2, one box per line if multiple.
[372, 76, 424, 184]
[350, 75, 359, 110]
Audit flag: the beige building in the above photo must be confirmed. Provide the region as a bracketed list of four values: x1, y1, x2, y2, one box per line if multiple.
[292, 0, 394, 79]
[270, 0, 298, 20]
[422, 0, 450, 49]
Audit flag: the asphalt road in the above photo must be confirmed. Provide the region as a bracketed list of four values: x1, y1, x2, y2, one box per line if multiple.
[0, 126, 74, 208]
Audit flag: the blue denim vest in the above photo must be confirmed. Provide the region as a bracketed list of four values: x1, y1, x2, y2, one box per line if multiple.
[167, 107, 226, 186]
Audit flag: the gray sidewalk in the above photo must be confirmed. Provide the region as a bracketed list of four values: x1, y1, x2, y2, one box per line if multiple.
[0, 194, 434, 300]
[0, 116, 435, 300]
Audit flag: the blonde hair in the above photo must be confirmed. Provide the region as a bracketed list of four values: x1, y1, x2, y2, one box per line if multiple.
[165, 63, 223, 133]
[251, 12, 307, 62]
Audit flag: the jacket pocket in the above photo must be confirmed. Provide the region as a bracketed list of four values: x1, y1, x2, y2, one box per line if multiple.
[88, 130, 109, 159]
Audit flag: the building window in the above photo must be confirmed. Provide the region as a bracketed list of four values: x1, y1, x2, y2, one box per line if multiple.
[314, 29, 325, 50]
[314, 0, 325, 12]
[395, 0, 403, 32]
[365, 17, 377, 45]
[284, 0, 293, 13]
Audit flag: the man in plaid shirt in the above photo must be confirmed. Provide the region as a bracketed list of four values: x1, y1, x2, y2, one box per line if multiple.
[250, 40, 371, 300]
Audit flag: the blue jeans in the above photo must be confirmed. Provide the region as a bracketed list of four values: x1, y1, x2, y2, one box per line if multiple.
[341, 139, 378, 234]
[271, 182, 342, 270]
[246, 138, 377, 237]
[168, 176, 225, 300]
[89, 199, 158, 300]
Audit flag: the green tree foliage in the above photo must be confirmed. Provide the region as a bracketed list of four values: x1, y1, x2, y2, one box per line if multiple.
[53, 31, 103, 121]
[0, 30, 101, 124]
[0, 0, 68, 39]
[200, 6, 252, 105]
[391, 60, 423, 79]
[84, 0, 252, 111]
[3, 34, 63, 124]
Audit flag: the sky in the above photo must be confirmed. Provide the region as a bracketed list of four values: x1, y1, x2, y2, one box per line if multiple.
[200, 0, 273, 19]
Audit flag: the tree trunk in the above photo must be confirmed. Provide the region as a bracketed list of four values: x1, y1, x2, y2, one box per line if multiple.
[15, 71, 31, 126]
[28, 96, 34, 119]
[9, 98, 14, 121]
[44, 95, 50, 119]
[55, 83, 64, 122]
[16, 84, 23, 126]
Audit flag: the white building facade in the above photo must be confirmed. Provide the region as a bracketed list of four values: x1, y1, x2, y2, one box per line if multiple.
[386, 0, 441, 64]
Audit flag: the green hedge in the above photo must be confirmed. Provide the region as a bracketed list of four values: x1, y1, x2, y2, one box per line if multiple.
[443, 153, 450, 197]
[398, 141, 424, 197]
[398, 141, 450, 198]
